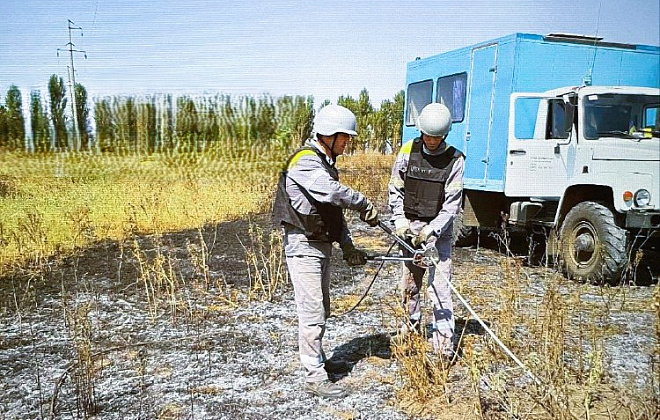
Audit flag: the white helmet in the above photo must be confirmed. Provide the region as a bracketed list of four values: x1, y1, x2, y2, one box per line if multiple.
[313, 105, 358, 136]
[417, 103, 452, 137]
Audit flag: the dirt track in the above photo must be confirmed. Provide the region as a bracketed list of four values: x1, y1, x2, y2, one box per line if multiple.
[0, 214, 658, 419]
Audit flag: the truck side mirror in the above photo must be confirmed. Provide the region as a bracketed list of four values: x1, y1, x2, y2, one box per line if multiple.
[564, 103, 575, 132]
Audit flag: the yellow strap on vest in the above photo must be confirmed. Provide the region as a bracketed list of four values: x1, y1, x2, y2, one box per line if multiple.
[399, 140, 414, 155]
[287, 149, 316, 170]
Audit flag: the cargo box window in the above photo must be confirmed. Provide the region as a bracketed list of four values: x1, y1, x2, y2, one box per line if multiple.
[436, 73, 467, 122]
[406, 80, 433, 126]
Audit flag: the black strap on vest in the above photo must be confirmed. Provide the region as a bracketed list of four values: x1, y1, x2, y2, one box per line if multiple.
[271, 147, 344, 243]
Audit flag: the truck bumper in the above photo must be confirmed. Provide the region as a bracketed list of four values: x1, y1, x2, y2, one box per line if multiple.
[625, 211, 660, 229]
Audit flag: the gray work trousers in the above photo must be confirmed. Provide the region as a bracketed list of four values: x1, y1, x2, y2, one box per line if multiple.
[283, 228, 332, 383]
[401, 229, 455, 355]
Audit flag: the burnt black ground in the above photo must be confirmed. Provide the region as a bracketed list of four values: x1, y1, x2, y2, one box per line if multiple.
[0, 214, 658, 419]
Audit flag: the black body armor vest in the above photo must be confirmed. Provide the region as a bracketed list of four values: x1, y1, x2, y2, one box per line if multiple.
[403, 138, 458, 221]
[271, 147, 344, 243]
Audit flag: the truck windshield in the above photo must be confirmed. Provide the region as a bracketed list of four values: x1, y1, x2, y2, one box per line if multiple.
[582, 93, 660, 140]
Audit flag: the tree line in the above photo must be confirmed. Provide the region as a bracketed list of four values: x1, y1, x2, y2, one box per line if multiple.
[0, 75, 404, 158]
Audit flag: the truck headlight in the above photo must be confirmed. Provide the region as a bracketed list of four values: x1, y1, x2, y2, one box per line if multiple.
[634, 189, 651, 207]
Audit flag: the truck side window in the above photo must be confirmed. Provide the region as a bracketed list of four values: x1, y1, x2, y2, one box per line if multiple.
[546, 99, 569, 139]
[514, 97, 541, 139]
[405, 80, 433, 126]
[644, 106, 659, 130]
[436, 73, 467, 122]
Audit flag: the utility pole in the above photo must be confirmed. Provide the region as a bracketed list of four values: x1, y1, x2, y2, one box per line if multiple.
[58, 20, 86, 151]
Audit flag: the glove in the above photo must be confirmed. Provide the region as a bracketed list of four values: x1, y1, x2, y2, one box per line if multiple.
[359, 201, 379, 227]
[341, 243, 367, 267]
[411, 225, 436, 248]
[393, 218, 411, 241]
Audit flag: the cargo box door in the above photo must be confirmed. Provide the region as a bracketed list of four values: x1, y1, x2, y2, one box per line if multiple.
[465, 44, 498, 187]
[504, 93, 572, 198]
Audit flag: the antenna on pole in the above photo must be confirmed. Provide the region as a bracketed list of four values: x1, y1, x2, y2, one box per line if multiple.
[585, 0, 604, 86]
[57, 19, 87, 151]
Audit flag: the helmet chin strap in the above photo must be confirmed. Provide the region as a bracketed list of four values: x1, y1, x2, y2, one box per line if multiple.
[320, 133, 339, 161]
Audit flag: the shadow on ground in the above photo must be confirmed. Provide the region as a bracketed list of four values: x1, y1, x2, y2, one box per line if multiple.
[327, 333, 392, 379]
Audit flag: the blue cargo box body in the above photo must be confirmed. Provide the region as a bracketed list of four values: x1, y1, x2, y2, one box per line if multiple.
[403, 33, 660, 192]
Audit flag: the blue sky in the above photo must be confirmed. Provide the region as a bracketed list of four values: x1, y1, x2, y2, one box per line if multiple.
[1, 0, 659, 107]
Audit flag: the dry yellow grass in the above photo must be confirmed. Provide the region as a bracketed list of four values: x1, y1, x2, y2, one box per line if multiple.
[0, 150, 280, 275]
[338, 151, 395, 205]
[0, 150, 392, 276]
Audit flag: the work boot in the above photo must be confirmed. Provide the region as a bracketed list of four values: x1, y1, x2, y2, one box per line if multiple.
[431, 330, 455, 359]
[304, 379, 348, 398]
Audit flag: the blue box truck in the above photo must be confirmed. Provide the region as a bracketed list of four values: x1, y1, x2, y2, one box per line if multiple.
[403, 33, 660, 283]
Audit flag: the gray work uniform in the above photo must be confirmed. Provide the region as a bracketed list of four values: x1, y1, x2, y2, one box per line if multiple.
[388, 139, 464, 355]
[281, 139, 368, 383]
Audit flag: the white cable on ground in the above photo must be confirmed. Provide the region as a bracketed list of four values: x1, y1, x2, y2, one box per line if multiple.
[427, 248, 543, 387]
[378, 221, 543, 386]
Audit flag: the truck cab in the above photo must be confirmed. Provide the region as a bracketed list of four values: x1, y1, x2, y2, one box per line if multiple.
[506, 86, 660, 282]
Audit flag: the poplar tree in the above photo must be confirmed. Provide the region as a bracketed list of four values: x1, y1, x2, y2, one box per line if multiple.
[94, 98, 115, 152]
[48, 75, 68, 151]
[114, 97, 137, 154]
[176, 96, 199, 152]
[381, 90, 404, 153]
[5, 86, 25, 150]
[0, 105, 7, 148]
[137, 98, 157, 155]
[30, 90, 51, 152]
[74, 83, 90, 150]
[274, 95, 314, 154]
[159, 94, 175, 152]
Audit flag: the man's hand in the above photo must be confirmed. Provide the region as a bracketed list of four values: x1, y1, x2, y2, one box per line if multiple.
[359, 201, 379, 227]
[393, 218, 411, 241]
[411, 225, 436, 248]
[341, 243, 367, 266]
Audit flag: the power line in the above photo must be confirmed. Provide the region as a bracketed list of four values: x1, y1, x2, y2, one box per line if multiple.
[57, 19, 87, 151]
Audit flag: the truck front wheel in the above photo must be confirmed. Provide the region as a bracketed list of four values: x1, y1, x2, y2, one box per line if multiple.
[560, 201, 628, 284]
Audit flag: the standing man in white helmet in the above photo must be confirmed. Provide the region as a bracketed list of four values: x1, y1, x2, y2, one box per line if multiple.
[272, 104, 379, 398]
[387, 102, 464, 358]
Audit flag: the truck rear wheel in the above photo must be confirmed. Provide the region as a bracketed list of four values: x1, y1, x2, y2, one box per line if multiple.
[560, 201, 628, 284]
[453, 210, 477, 247]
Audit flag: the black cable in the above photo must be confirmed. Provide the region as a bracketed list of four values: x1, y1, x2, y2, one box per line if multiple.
[332, 240, 397, 317]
